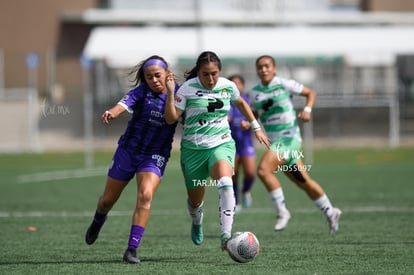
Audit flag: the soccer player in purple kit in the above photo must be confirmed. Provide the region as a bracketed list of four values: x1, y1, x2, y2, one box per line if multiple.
[84, 55, 179, 264]
[228, 74, 256, 213]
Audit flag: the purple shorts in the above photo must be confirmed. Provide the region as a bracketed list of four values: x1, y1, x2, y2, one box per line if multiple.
[108, 146, 168, 181]
[235, 144, 256, 158]
[232, 127, 256, 158]
[234, 135, 256, 158]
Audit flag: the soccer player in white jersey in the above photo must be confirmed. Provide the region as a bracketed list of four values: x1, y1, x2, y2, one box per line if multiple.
[165, 51, 269, 251]
[250, 55, 342, 234]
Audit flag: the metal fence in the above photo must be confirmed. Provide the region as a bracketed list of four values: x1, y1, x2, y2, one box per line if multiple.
[0, 49, 410, 153]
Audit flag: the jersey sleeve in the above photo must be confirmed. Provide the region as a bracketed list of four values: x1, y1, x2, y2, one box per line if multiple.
[281, 78, 304, 95]
[117, 86, 142, 113]
[248, 90, 257, 111]
[174, 85, 187, 111]
[230, 81, 240, 102]
[228, 102, 235, 120]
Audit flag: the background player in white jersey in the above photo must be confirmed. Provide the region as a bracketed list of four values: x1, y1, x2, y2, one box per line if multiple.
[250, 55, 341, 234]
[165, 51, 269, 251]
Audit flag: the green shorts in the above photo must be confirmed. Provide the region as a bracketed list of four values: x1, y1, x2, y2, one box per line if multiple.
[270, 137, 303, 166]
[180, 140, 235, 189]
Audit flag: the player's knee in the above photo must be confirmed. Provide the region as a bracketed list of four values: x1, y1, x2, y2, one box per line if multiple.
[218, 176, 233, 189]
[139, 188, 154, 205]
[257, 165, 270, 180]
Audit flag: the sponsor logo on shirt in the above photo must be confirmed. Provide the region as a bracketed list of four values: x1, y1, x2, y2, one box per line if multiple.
[198, 118, 221, 126]
[149, 110, 166, 126]
[195, 89, 231, 99]
[150, 110, 164, 118]
[196, 90, 204, 97]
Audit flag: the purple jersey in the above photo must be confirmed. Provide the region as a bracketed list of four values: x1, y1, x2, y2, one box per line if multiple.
[117, 83, 178, 158]
[229, 94, 255, 157]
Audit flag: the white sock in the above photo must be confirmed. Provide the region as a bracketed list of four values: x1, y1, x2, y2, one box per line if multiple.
[218, 176, 235, 237]
[314, 194, 333, 217]
[270, 188, 288, 212]
[187, 199, 204, 225]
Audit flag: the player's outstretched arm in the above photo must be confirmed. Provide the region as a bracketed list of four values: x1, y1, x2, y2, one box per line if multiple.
[297, 86, 316, 122]
[102, 104, 126, 124]
[234, 97, 270, 149]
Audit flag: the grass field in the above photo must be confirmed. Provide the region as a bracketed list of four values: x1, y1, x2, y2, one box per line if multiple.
[1, 146, 413, 274]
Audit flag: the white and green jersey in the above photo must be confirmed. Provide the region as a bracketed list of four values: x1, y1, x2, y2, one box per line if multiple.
[174, 77, 240, 149]
[250, 76, 304, 142]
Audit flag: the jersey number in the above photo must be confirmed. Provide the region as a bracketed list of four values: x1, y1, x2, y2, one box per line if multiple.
[207, 98, 224, 112]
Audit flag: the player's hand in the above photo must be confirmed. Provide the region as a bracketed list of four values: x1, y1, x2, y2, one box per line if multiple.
[254, 129, 270, 149]
[298, 111, 311, 122]
[165, 71, 175, 94]
[102, 110, 114, 124]
[240, 120, 251, 131]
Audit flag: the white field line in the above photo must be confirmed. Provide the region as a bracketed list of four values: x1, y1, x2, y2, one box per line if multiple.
[0, 209, 186, 218]
[14, 162, 183, 184]
[0, 206, 413, 219]
[16, 167, 108, 183]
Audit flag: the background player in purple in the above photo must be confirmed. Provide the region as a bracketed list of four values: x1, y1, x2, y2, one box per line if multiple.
[85, 55, 179, 264]
[228, 75, 256, 213]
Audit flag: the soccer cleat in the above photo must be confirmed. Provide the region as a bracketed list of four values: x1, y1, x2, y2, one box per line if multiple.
[327, 208, 342, 234]
[123, 248, 140, 264]
[274, 209, 291, 231]
[191, 223, 203, 245]
[221, 233, 231, 251]
[85, 221, 103, 245]
[242, 192, 253, 208]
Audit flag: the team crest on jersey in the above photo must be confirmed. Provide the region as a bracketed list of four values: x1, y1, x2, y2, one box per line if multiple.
[220, 88, 231, 99]
[122, 95, 129, 101]
[175, 95, 182, 103]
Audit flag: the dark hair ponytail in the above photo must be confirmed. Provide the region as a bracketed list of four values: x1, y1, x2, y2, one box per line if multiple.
[185, 51, 222, 81]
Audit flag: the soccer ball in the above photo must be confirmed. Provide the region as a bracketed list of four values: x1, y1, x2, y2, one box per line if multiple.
[226, 231, 260, 263]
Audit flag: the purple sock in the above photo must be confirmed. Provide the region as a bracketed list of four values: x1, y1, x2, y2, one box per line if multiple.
[242, 177, 255, 193]
[232, 181, 239, 205]
[128, 225, 145, 250]
[93, 211, 107, 225]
